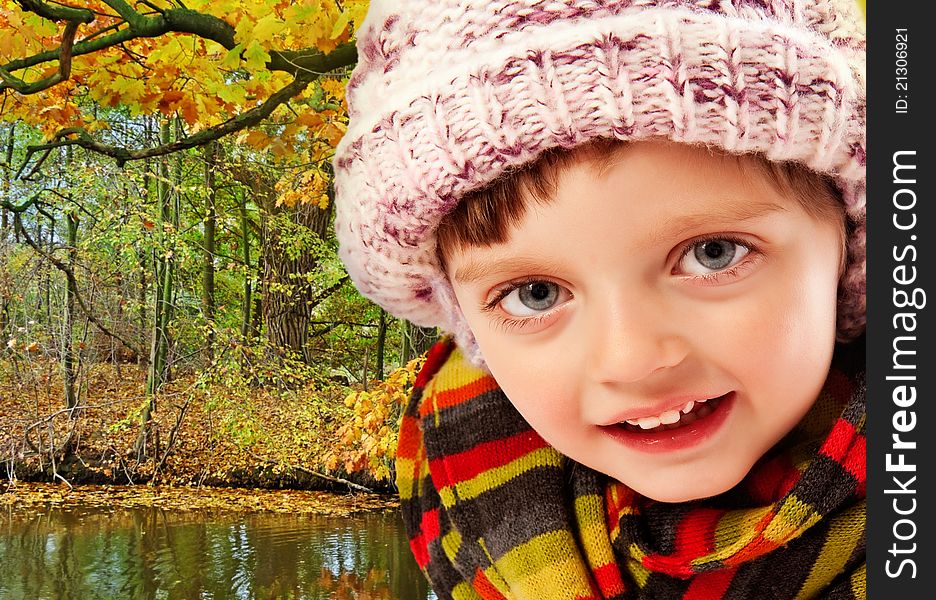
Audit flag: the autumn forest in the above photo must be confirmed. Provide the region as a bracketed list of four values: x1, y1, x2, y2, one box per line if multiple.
[0, 0, 432, 494]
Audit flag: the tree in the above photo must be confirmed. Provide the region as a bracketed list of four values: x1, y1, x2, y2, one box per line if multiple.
[1, 0, 363, 171]
[1, 2, 422, 486]
[2, 0, 368, 461]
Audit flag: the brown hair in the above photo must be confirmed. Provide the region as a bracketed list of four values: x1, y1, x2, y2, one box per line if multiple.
[436, 140, 846, 269]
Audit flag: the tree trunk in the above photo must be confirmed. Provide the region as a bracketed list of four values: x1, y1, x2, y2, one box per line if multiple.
[401, 321, 439, 363]
[137, 249, 147, 366]
[375, 308, 387, 380]
[250, 202, 263, 341]
[138, 120, 175, 456]
[202, 143, 217, 362]
[1, 123, 13, 236]
[239, 188, 253, 339]
[0, 124, 12, 336]
[138, 129, 152, 367]
[259, 199, 332, 363]
[63, 213, 79, 411]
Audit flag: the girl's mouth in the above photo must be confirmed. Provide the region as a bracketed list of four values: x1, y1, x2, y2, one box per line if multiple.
[601, 392, 735, 452]
[618, 394, 728, 433]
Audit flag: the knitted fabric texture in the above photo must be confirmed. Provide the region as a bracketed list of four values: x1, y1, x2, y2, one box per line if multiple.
[333, 0, 867, 364]
[397, 338, 866, 599]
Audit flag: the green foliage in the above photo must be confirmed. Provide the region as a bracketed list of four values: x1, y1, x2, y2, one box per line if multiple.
[1, 107, 415, 482]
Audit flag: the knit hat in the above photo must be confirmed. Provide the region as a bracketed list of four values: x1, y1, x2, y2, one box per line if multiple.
[333, 0, 866, 365]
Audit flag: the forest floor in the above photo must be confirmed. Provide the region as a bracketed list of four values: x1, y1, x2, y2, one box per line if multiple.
[0, 357, 390, 495]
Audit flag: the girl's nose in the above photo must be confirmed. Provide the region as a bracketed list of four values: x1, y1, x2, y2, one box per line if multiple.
[587, 292, 689, 385]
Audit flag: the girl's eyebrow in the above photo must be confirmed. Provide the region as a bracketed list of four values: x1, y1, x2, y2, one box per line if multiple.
[644, 198, 787, 245]
[451, 199, 787, 284]
[451, 256, 565, 284]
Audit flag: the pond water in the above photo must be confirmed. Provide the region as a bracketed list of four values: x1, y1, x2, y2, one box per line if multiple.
[0, 503, 434, 599]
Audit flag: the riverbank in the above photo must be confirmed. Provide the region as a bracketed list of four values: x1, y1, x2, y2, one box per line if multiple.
[1, 358, 399, 493]
[2, 481, 398, 516]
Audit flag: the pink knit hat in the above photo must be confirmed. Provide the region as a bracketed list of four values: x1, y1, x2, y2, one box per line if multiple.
[333, 0, 866, 364]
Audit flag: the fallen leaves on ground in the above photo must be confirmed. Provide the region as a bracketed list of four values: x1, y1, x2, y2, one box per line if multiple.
[1, 481, 399, 516]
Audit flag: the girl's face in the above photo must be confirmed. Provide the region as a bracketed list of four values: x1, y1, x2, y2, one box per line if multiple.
[446, 141, 843, 502]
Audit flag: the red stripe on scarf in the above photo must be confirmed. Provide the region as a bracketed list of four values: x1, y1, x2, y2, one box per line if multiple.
[819, 419, 856, 463]
[592, 562, 627, 597]
[683, 565, 738, 600]
[746, 453, 798, 503]
[643, 508, 725, 576]
[410, 508, 441, 568]
[820, 419, 866, 483]
[429, 430, 549, 489]
[420, 376, 501, 416]
[415, 340, 455, 388]
[473, 568, 510, 600]
[397, 413, 423, 459]
[844, 436, 866, 483]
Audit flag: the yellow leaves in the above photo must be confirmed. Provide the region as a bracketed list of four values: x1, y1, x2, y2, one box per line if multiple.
[320, 78, 346, 103]
[240, 129, 272, 150]
[321, 121, 347, 146]
[3, 0, 357, 162]
[253, 13, 286, 44]
[276, 168, 330, 209]
[322, 357, 427, 482]
[157, 90, 186, 116]
[215, 81, 248, 106]
[243, 40, 272, 71]
[343, 0, 371, 32]
[226, 0, 361, 55]
[178, 98, 202, 128]
[220, 42, 248, 70]
[109, 76, 147, 107]
[36, 102, 82, 138]
[330, 10, 353, 40]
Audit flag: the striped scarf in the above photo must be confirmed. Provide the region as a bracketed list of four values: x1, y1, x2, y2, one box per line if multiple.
[396, 338, 866, 599]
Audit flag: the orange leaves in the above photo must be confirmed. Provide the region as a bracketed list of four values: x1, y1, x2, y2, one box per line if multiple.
[277, 168, 330, 209]
[324, 357, 426, 482]
[157, 90, 186, 115]
[2, 0, 362, 147]
[321, 121, 347, 147]
[35, 100, 82, 137]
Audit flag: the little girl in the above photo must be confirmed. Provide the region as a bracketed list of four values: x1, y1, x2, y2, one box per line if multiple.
[334, 1, 866, 598]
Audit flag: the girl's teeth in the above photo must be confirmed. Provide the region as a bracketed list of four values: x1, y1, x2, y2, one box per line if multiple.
[637, 416, 661, 429]
[620, 395, 726, 430]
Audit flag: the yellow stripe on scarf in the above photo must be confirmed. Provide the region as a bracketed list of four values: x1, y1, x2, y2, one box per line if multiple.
[439, 447, 565, 506]
[795, 502, 866, 599]
[494, 530, 599, 599]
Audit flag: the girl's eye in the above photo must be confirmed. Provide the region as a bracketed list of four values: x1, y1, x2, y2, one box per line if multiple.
[678, 238, 751, 275]
[498, 281, 569, 317]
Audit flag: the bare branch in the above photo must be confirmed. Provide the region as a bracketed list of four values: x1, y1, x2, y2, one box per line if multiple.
[4, 4, 357, 80]
[310, 276, 349, 310]
[0, 19, 80, 94]
[15, 0, 95, 24]
[15, 212, 144, 357]
[0, 189, 47, 214]
[20, 74, 317, 174]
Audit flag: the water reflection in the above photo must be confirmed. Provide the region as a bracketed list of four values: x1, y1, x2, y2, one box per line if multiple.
[0, 503, 433, 599]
